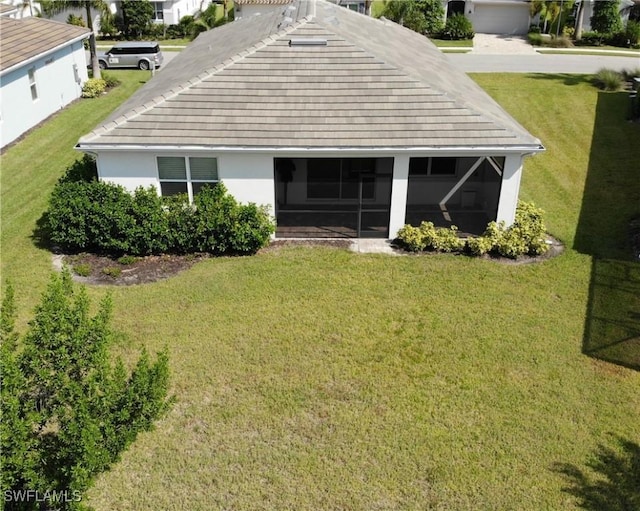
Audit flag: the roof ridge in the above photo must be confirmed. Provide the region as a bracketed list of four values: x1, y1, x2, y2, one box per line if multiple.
[83, 15, 313, 142]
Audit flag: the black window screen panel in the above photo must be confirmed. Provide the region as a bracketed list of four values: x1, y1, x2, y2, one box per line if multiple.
[430, 157, 457, 175]
[409, 157, 429, 176]
[307, 159, 341, 199]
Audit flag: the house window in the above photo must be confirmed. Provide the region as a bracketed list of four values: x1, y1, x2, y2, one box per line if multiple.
[28, 67, 38, 101]
[408, 157, 457, 176]
[152, 1, 164, 21]
[157, 156, 218, 201]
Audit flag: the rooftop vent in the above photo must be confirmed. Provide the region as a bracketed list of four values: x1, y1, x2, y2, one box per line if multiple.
[289, 38, 328, 46]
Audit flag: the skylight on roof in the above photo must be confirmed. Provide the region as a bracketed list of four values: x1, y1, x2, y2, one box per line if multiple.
[289, 38, 328, 46]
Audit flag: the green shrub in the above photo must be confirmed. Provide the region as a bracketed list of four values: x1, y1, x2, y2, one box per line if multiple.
[622, 67, 640, 81]
[58, 154, 98, 183]
[396, 224, 426, 252]
[397, 222, 464, 252]
[590, 0, 624, 34]
[72, 263, 91, 277]
[82, 78, 107, 98]
[102, 72, 121, 89]
[117, 255, 138, 265]
[45, 161, 275, 257]
[528, 24, 541, 34]
[441, 14, 474, 40]
[592, 68, 624, 90]
[528, 32, 544, 46]
[466, 235, 494, 256]
[127, 187, 170, 255]
[397, 202, 548, 259]
[102, 266, 122, 278]
[576, 31, 607, 46]
[497, 201, 548, 257]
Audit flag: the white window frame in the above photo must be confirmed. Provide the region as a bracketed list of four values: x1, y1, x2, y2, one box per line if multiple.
[28, 67, 38, 101]
[152, 1, 164, 22]
[156, 156, 219, 202]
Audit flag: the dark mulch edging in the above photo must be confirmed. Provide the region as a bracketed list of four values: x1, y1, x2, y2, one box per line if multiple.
[56, 252, 207, 286]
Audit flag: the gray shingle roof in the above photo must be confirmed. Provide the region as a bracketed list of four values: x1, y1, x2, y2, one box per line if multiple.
[79, 0, 542, 150]
[0, 16, 89, 74]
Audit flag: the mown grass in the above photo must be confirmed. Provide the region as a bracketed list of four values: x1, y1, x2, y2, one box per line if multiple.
[0, 70, 148, 318]
[1, 74, 639, 509]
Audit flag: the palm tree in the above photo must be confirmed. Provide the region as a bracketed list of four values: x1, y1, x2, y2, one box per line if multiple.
[40, 0, 109, 79]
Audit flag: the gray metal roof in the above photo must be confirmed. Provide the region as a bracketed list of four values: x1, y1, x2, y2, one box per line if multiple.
[79, 0, 542, 150]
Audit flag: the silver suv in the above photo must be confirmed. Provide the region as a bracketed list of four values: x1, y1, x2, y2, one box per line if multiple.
[98, 41, 163, 70]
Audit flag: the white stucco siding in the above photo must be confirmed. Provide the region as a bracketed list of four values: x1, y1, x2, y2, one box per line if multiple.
[218, 153, 276, 214]
[495, 154, 523, 225]
[0, 41, 88, 148]
[97, 152, 160, 191]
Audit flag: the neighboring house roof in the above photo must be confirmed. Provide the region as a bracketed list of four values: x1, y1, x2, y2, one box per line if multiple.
[0, 17, 90, 75]
[0, 3, 18, 16]
[79, 0, 542, 150]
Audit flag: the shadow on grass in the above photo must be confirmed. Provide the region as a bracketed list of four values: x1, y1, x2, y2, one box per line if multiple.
[31, 211, 52, 251]
[574, 91, 640, 370]
[553, 435, 640, 510]
[526, 73, 593, 86]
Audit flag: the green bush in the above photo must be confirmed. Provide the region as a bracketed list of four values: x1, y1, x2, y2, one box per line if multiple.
[45, 160, 275, 257]
[590, 0, 624, 34]
[117, 255, 138, 265]
[82, 78, 107, 98]
[72, 263, 91, 277]
[528, 32, 544, 46]
[102, 72, 121, 89]
[397, 222, 464, 252]
[441, 14, 474, 40]
[627, 21, 640, 45]
[396, 224, 426, 252]
[592, 68, 624, 91]
[499, 200, 549, 257]
[397, 201, 548, 259]
[102, 266, 122, 278]
[576, 31, 608, 46]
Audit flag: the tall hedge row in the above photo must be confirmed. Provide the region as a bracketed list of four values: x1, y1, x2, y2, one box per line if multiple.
[45, 157, 275, 256]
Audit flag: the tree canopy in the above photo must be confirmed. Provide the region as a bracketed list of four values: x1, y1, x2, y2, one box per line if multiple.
[0, 270, 172, 510]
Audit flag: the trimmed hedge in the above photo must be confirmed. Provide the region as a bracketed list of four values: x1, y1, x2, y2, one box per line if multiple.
[397, 201, 549, 259]
[45, 158, 275, 256]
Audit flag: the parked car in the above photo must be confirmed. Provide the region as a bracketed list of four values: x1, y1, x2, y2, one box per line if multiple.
[97, 41, 163, 70]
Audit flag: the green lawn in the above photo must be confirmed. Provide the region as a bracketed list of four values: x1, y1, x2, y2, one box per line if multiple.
[430, 38, 474, 47]
[1, 73, 639, 510]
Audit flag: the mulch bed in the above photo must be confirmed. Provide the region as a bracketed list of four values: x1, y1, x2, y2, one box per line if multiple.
[60, 253, 207, 286]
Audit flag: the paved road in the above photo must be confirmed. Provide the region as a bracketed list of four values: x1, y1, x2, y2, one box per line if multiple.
[445, 53, 638, 73]
[92, 50, 636, 75]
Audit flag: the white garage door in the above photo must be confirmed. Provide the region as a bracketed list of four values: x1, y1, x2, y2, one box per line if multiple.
[472, 4, 530, 34]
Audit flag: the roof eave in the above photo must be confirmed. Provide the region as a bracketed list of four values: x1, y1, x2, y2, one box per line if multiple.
[76, 142, 545, 155]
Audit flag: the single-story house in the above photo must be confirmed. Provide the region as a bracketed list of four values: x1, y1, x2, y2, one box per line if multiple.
[0, 16, 89, 149]
[77, 0, 544, 239]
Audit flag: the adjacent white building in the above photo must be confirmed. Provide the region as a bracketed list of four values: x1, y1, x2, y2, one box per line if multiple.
[0, 15, 89, 149]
